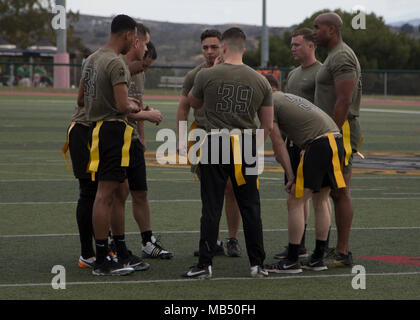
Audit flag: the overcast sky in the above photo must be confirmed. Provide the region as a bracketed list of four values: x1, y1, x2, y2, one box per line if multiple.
[65, 0, 420, 26]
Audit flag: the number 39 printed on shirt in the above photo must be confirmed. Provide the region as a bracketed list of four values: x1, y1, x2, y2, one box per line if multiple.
[216, 83, 254, 114]
[83, 67, 98, 99]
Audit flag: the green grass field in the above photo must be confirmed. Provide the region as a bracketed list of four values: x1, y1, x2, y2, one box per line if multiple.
[0, 94, 419, 301]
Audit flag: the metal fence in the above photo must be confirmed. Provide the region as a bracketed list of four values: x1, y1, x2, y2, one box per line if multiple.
[1, 61, 420, 96]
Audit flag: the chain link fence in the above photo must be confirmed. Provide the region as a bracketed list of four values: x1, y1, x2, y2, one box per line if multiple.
[1, 61, 420, 96]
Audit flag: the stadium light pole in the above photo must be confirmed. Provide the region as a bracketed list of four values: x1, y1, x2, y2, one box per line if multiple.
[261, 0, 269, 68]
[53, 0, 70, 89]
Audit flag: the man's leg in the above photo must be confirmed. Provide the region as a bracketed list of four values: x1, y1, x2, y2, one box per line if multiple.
[266, 185, 310, 273]
[130, 189, 173, 259]
[224, 177, 242, 257]
[76, 179, 97, 267]
[93, 180, 120, 264]
[330, 172, 353, 255]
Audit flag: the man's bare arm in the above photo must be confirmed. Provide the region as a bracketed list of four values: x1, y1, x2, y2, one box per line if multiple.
[333, 77, 356, 128]
[270, 123, 294, 192]
[188, 89, 204, 109]
[113, 83, 140, 114]
[77, 82, 84, 107]
[257, 106, 273, 143]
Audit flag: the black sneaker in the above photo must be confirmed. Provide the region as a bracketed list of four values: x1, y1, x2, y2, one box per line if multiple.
[302, 254, 328, 271]
[92, 255, 134, 276]
[273, 246, 308, 260]
[250, 265, 268, 278]
[142, 236, 174, 259]
[118, 251, 150, 271]
[325, 250, 353, 268]
[264, 259, 303, 274]
[181, 264, 212, 279]
[193, 242, 225, 257]
[226, 238, 241, 257]
[323, 247, 335, 259]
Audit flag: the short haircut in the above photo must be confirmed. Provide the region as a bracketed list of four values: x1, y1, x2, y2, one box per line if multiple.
[200, 29, 222, 42]
[222, 27, 246, 52]
[292, 28, 315, 43]
[136, 23, 149, 38]
[111, 14, 137, 34]
[264, 74, 279, 89]
[144, 41, 157, 60]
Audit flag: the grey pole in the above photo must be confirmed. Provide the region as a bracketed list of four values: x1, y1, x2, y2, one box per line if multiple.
[261, 0, 269, 68]
[55, 0, 66, 53]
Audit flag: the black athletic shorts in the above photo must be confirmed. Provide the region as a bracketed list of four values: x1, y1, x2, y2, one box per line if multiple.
[68, 123, 91, 180]
[127, 139, 148, 191]
[88, 121, 132, 182]
[300, 135, 345, 192]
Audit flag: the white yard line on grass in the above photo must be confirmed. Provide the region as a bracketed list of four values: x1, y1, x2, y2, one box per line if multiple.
[1, 226, 420, 239]
[1, 197, 420, 206]
[361, 108, 420, 115]
[0, 271, 419, 289]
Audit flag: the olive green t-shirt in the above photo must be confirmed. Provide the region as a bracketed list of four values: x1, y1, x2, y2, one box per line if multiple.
[127, 71, 146, 140]
[182, 61, 208, 129]
[273, 91, 339, 149]
[314, 41, 362, 117]
[286, 61, 321, 103]
[82, 48, 131, 122]
[192, 63, 273, 132]
[71, 105, 89, 126]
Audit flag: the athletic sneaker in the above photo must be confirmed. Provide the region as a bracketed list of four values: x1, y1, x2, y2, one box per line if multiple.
[182, 265, 212, 279]
[273, 246, 308, 260]
[142, 236, 173, 259]
[323, 247, 335, 259]
[92, 255, 134, 276]
[118, 251, 150, 271]
[250, 265, 268, 278]
[78, 256, 95, 269]
[325, 251, 353, 268]
[264, 259, 303, 274]
[194, 242, 224, 257]
[302, 254, 328, 271]
[226, 238, 241, 257]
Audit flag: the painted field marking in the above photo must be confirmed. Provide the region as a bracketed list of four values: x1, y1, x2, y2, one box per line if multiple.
[0, 271, 419, 289]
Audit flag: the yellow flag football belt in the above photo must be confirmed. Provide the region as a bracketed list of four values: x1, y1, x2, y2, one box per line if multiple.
[61, 122, 76, 170]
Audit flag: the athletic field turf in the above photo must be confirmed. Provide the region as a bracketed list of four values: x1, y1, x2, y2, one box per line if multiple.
[0, 93, 419, 301]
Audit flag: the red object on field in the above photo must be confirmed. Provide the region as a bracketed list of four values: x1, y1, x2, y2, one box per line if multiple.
[358, 256, 420, 267]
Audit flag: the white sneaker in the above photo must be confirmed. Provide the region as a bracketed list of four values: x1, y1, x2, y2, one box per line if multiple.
[142, 235, 174, 259]
[250, 265, 269, 278]
[78, 256, 96, 269]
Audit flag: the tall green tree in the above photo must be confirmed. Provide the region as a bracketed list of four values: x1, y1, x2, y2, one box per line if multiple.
[0, 0, 84, 52]
[245, 8, 420, 70]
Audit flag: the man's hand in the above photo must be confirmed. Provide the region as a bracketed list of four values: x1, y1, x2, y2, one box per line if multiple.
[213, 55, 224, 66]
[285, 180, 294, 194]
[144, 107, 162, 125]
[128, 98, 141, 113]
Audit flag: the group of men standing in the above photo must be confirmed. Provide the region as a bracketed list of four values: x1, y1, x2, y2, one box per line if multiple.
[66, 11, 362, 279]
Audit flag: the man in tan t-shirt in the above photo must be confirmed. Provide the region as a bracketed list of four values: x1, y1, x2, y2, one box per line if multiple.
[78, 15, 142, 276]
[313, 12, 363, 268]
[183, 27, 273, 279]
[177, 29, 242, 258]
[274, 28, 333, 261]
[265, 83, 346, 273]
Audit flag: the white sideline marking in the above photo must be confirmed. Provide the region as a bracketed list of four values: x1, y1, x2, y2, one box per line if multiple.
[0, 271, 419, 288]
[1, 197, 420, 206]
[1, 226, 419, 239]
[361, 108, 420, 115]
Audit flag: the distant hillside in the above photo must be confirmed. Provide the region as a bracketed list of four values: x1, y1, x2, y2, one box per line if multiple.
[72, 14, 420, 65]
[389, 18, 420, 27]
[72, 14, 289, 66]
